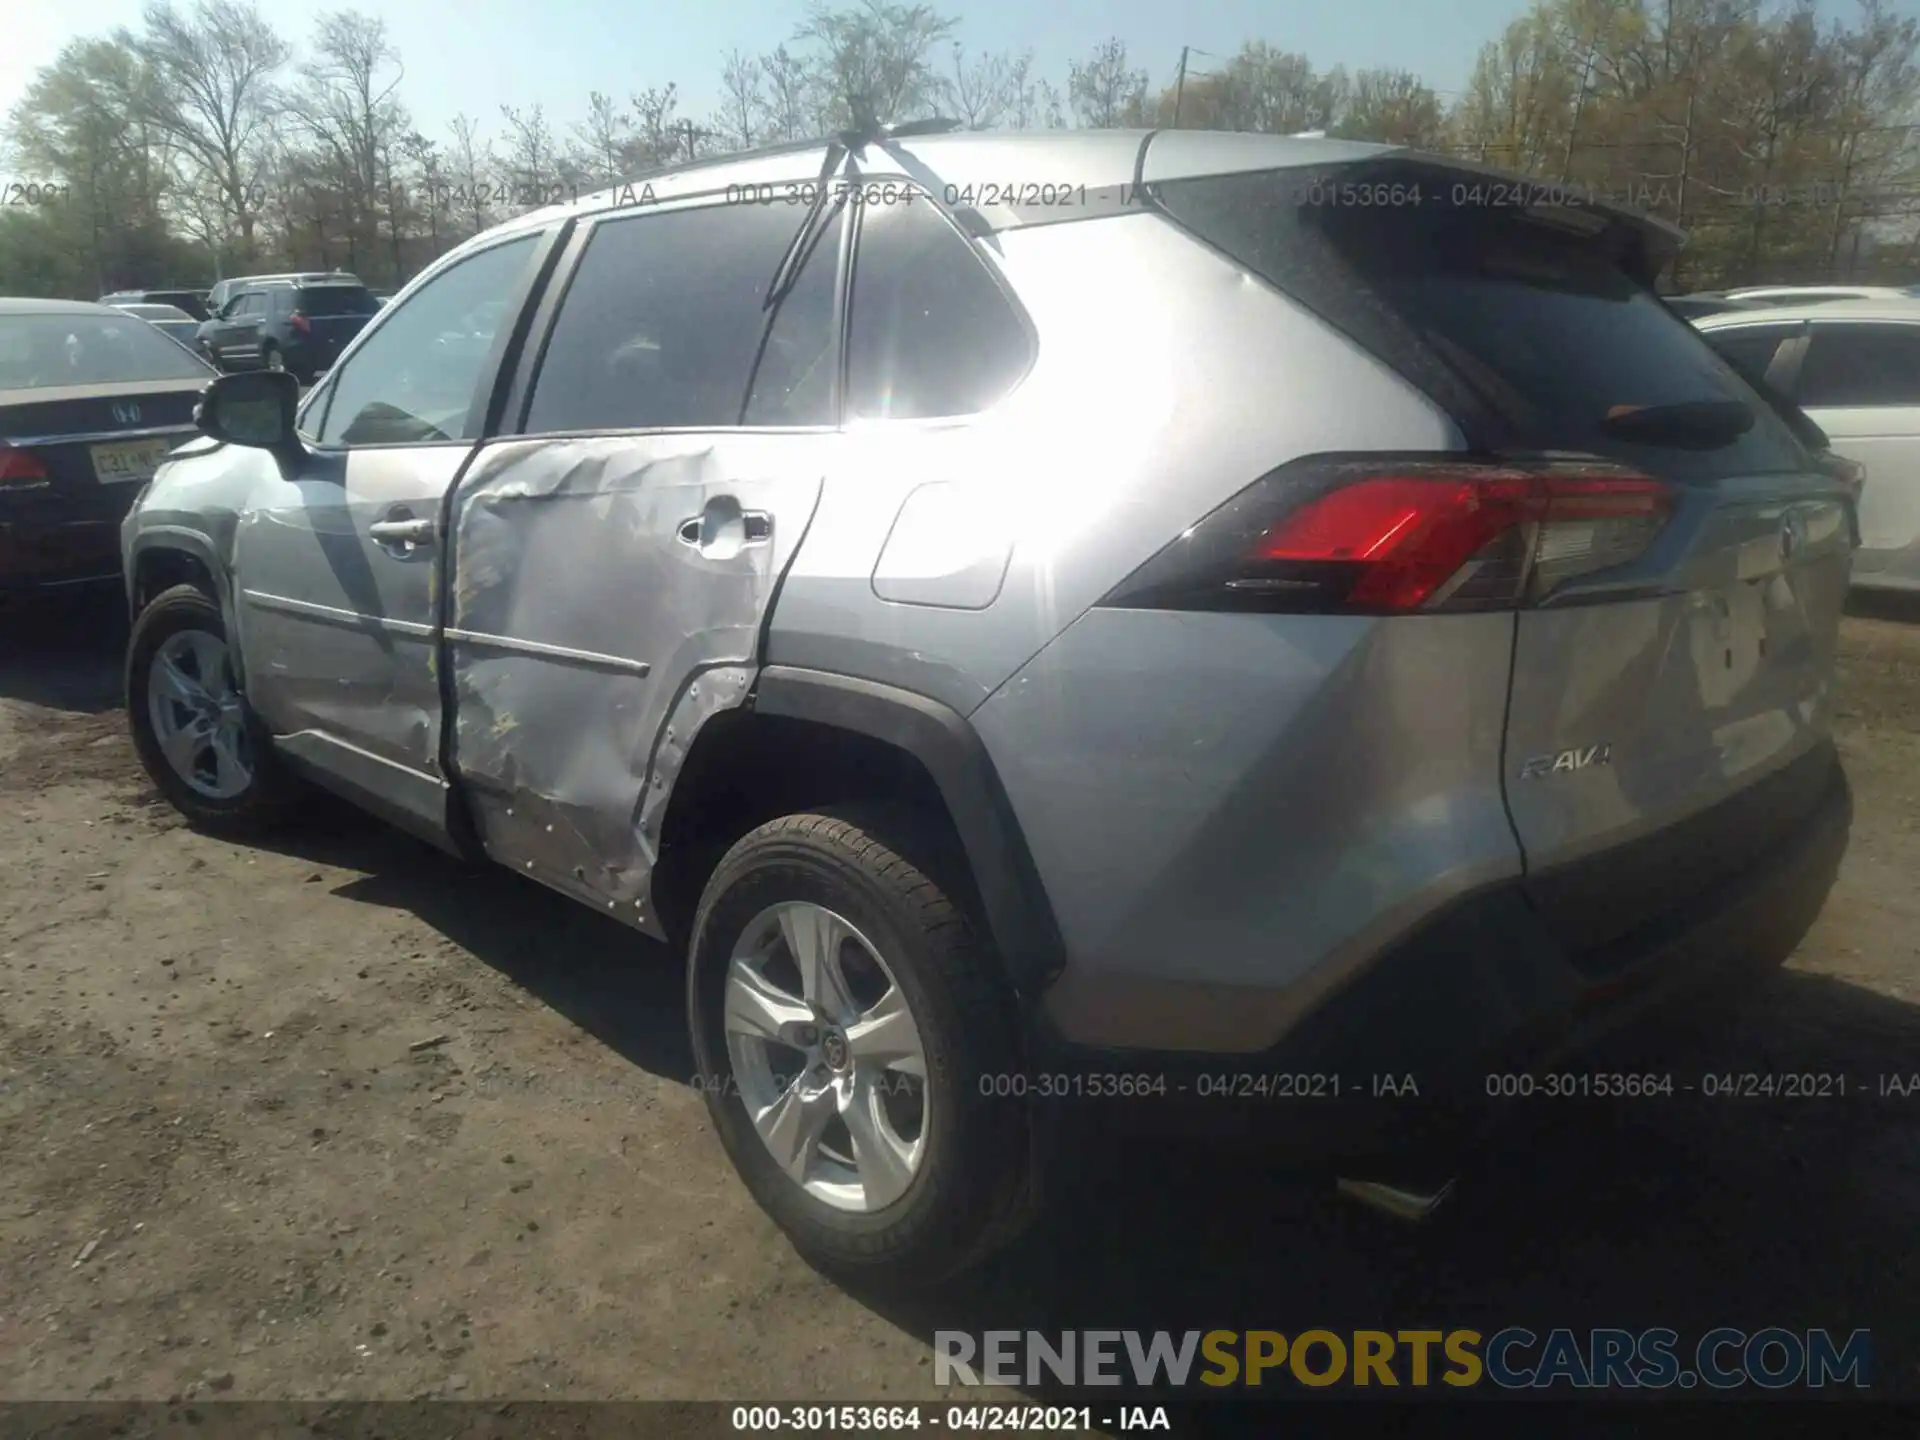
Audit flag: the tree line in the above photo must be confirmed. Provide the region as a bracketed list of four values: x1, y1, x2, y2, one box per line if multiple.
[2, 0, 1916, 299]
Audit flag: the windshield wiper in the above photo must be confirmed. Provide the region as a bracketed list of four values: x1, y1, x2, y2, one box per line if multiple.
[762, 105, 966, 313]
[1599, 399, 1754, 450]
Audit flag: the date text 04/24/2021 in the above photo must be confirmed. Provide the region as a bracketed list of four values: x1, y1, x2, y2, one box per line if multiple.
[729, 1404, 1173, 1432]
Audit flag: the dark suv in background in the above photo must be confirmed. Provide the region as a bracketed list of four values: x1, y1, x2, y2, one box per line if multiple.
[195, 278, 381, 382]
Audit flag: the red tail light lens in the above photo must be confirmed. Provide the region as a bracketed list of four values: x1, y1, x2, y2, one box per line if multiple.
[1100, 457, 1676, 615]
[0, 445, 50, 485]
[290, 312, 311, 334]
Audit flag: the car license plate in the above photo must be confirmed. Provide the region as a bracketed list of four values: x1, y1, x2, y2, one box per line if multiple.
[91, 436, 173, 484]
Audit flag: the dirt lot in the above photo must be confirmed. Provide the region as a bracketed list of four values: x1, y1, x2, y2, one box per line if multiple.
[1, 589, 1917, 1405]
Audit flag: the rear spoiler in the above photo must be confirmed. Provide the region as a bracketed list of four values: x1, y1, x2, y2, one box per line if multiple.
[1372, 149, 1687, 290]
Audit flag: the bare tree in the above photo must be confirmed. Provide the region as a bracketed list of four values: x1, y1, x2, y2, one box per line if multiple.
[300, 10, 406, 283]
[131, 0, 289, 259]
[716, 49, 764, 151]
[1068, 38, 1147, 129]
[1004, 52, 1046, 128]
[398, 128, 444, 257]
[627, 84, 682, 170]
[499, 101, 558, 205]
[446, 111, 494, 237]
[759, 45, 818, 141]
[945, 44, 1019, 129]
[795, 0, 957, 127]
[570, 90, 628, 184]
[1335, 67, 1445, 146]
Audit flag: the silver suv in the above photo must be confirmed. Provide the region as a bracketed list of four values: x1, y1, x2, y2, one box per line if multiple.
[121, 129, 1855, 1286]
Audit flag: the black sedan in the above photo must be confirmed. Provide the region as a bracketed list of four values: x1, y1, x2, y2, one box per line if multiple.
[1, 298, 215, 596]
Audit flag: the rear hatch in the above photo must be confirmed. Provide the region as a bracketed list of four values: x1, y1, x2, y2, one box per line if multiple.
[291, 284, 380, 366]
[1152, 154, 1853, 959]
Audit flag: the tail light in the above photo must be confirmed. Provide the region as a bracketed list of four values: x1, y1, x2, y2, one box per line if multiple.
[290, 312, 312, 334]
[1099, 456, 1677, 615]
[0, 445, 50, 487]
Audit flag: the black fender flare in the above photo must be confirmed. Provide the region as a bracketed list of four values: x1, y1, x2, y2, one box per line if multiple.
[125, 526, 229, 617]
[751, 665, 1066, 998]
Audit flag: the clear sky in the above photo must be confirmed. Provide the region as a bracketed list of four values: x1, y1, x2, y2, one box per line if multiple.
[4, 0, 1537, 151]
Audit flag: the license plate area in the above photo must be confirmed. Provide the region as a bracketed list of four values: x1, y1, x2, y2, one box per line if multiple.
[91, 437, 174, 484]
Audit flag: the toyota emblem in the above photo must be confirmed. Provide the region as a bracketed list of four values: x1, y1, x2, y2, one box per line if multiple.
[111, 401, 141, 425]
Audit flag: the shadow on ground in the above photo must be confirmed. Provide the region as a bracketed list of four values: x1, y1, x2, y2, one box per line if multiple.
[0, 586, 129, 713]
[8, 585, 1915, 1407]
[249, 797, 1920, 1406]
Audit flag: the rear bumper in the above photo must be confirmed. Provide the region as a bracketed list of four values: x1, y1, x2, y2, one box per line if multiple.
[1021, 742, 1850, 1163]
[0, 519, 126, 592]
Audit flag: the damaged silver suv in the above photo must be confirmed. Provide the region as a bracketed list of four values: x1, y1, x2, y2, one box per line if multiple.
[123, 126, 1854, 1287]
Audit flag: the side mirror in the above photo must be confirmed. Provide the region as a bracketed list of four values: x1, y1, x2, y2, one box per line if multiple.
[196, 370, 301, 450]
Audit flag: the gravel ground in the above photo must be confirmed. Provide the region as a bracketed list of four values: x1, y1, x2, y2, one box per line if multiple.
[1, 587, 1916, 1405]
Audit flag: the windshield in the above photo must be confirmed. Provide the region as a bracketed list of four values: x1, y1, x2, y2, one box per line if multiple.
[0, 311, 213, 389]
[126, 304, 192, 321]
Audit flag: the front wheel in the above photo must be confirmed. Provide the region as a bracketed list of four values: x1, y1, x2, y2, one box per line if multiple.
[126, 583, 302, 831]
[687, 810, 1034, 1289]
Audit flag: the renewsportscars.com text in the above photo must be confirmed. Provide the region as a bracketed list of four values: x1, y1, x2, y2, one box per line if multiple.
[934, 1328, 1872, 1390]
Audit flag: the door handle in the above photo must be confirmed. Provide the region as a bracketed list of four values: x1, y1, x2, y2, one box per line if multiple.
[676, 510, 773, 547]
[370, 516, 438, 548]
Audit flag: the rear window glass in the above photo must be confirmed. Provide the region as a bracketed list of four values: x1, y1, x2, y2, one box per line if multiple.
[1154, 162, 1810, 481]
[296, 286, 380, 316]
[0, 312, 211, 389]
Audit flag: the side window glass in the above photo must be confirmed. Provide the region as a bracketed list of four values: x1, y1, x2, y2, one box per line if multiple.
[315, 234, 538, 447]
[744, 202, 846, 426]
[846, 194, 1032, 420]
[1797, 325, 1920, 408]
[1705, 327, 1795, 389]
[525, 202, 819, 434]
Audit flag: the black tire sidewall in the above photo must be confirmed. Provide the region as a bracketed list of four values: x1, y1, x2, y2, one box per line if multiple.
[126, 585, 285, 826]
[689, 817, 1022, 1282]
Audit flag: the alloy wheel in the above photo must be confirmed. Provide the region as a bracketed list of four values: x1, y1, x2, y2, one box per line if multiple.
[723, 901, 930, 1212]
[146, 628, 253, 800]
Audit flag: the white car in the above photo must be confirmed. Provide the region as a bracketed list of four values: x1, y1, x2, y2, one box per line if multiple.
[1695, 297, 1920, 593]
[1724, 284, 1915, 307]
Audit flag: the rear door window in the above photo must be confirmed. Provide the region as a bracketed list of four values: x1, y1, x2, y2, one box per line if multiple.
[743, 202, 846, 426]
[1154, 162, 1811, 482]
[1702, 324, 1801, 389]
[297, 285, 380, 317]
[1795, 324, 1920, 408]
[524, 201, 811, 434]
[845, 193, 1032, 420]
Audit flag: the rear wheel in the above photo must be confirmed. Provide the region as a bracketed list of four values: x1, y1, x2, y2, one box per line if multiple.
[688, 810, 1034, 1288]
[126, 584, 301, 831]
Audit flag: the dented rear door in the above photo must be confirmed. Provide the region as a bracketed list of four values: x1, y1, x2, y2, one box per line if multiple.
[442, 190, 843, 921]
[444, 435, 824, 915]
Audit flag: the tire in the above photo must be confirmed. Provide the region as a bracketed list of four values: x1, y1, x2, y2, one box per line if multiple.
[688, 809, 1034, 1289]
[126, 583, 302, 832]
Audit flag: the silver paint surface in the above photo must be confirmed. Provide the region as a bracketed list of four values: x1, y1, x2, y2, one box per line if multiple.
[445, 435, 822, 915]
[229, 445, 468, 779]
[973, 608, 1524, 1053]
[1502, 484, 1852, 873]
[767, 210, 1463, 715]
